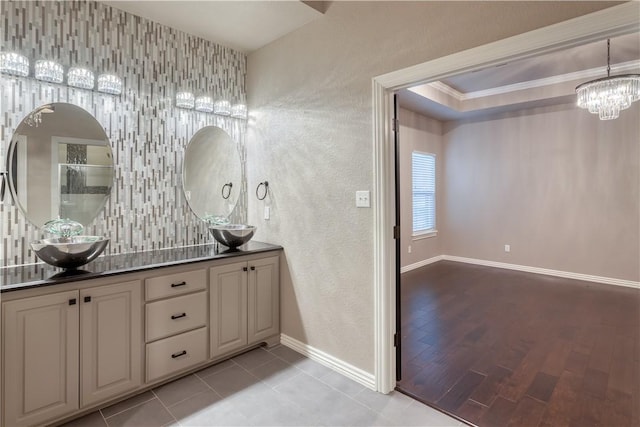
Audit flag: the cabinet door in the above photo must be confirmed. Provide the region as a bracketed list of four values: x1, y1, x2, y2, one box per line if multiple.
[80, 281, 142, 407]
[3, 291, 79, 427]
[210, 261, 248, 358]
[248, 256, 280, 344]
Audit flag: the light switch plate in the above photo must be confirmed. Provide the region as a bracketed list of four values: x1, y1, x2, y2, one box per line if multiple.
[356, 191, 370, 208]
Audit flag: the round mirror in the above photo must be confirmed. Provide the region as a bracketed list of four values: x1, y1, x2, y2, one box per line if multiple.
[183, 126, 242, 223]
[6, 103, 114, 228]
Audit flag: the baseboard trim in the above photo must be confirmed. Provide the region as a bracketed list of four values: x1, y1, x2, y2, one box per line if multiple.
[400, 255, 444, 274]
[280, 334, 376, 390]
[442, 255, 640, 289]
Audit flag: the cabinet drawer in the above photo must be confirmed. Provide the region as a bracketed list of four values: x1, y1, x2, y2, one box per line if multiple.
[146, 292, 207, 342]
[146, 327, 207, 382]
[145, 269, 206, 301]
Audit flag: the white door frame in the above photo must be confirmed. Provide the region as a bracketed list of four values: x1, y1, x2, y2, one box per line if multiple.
[372, 3, 640, 393]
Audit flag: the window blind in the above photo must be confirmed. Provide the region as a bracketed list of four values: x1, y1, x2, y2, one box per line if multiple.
[412, 152, 436, 233]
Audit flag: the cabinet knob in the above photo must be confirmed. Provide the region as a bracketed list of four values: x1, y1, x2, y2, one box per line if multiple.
[171, 350, 187, 359]
[250, 266, 256, 271]
[69, 298, 76, 306]
[84, 296, 92, 303]
[171, 313, 187, 320]
[170, 281, 187, 288]
[243, 267, 248, 272]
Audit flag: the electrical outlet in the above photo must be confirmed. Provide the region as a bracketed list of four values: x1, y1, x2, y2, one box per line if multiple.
[504, 244, 510, 252]
[408, 245, 412, 254]
[355, 191, 370, 208]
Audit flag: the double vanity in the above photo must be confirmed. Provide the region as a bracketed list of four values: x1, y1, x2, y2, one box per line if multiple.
[1, 242, 282, 427]
[0, 100, 276, 426]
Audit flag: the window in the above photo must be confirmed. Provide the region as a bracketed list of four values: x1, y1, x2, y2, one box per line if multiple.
[412, 151, 436, 236]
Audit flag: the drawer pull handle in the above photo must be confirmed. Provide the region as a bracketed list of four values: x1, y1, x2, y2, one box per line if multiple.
[171, 313, 187, 320]
[171, 350, 187, 359]
[171, 281, 187, 288]
[69, 298, 76, 306]
[84, 296, 92, 303]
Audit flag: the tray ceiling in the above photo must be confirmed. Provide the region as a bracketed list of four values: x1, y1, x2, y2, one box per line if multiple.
[400, 32, 640, 121]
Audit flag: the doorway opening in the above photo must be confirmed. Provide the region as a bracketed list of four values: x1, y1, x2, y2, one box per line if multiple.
[372, 0, 639, 402]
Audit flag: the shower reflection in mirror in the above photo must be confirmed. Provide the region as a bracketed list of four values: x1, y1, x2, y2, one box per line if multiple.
[6, 103, 115, 228]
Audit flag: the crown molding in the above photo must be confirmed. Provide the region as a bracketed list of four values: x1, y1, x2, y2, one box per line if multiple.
[463, 60, 640, 100]
[418, 60, 640, 108]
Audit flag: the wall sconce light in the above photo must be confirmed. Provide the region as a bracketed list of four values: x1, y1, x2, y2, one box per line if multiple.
[174, 94, 247, 119]
[214, 100, 231, 116]
[0, 52, 29, 76]
[67, 67, 95, 89]
[97, 74, 122, 95]
[1, 53, 121, 96]
[176, 91, 195, 109]
[195, 96, 214, 112]
[34, 60, 64, 83]
[231, 104, 247, 119]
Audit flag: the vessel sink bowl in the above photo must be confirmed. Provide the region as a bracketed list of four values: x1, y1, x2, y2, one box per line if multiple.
[209, 224, 256, 248]
[30, 236, 110, 269]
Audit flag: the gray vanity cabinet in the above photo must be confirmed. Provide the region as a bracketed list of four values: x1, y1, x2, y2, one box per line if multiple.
[2, 280, 142, 427]
[209, 261, 249, 357]
[210, 255, 280, 358]
[144, 268, 208, 383]
[1, 247, 281, 427]
[80, 281, 142, 407]
[247, 255, 280, 345]
[2, 290, 80, 427]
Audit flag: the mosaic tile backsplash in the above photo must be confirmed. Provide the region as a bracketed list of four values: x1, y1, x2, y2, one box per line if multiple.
[0, 0, 248, 267]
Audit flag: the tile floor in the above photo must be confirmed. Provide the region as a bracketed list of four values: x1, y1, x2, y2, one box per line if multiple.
[60, 345, 465, 427]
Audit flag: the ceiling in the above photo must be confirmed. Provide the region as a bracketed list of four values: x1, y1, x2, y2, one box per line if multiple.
[99, 1, 325, 52]
[98, 2, 638, 121]
[399, 32, 640, 121]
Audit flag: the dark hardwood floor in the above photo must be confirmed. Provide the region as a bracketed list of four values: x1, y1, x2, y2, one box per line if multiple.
[396, 261, 640, 427]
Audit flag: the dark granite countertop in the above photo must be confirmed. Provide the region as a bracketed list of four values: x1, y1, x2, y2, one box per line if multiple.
[0, 241, 282, 293]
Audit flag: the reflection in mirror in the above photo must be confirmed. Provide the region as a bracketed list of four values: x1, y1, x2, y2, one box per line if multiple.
[7, 103, 114, 228]
[183, 126, 242, 224]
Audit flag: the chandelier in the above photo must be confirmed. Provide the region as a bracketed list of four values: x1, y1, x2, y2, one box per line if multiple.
[25, 104, 55, 127]
[575, 39, 640, 120]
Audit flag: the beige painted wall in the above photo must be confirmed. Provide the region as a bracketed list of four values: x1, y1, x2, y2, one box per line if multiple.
[246, 1, 618, 374]
[442, 102, 640, 281]
[399, 108, 443, 268]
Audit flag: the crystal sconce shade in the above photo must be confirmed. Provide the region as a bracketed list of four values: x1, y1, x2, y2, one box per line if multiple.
[231, 104, 247, 119]
[35, 60, 64, 83]
[176, 92, 195, 109]
[576, 39, 640, 120]
[0, 52, 29, 76]
[67, 67, 95, 89]
[175, 94, 247, 119]
[97, 74, 122, 95]
[195, 96, 214, 112]
[1, 53, 122, 96]
[214, 100, 231, 116]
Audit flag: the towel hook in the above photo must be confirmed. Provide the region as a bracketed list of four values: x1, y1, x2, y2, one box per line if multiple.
[256, 181, 269, 201]
[221, 182, 232, 199]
